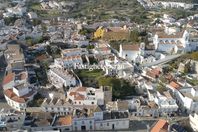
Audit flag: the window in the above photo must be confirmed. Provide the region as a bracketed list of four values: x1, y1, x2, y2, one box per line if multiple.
[82, 121, 84, 124]
[100, 123, 103, 127]
[90, 125, 92, 130]
[65, 128, 70, 131]
[74, 122, 77, 125]
[107, 123, 109, 126]
[89, 121, 92, 124]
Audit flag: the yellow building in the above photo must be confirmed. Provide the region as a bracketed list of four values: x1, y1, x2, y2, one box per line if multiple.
[94, 26, 105, 39]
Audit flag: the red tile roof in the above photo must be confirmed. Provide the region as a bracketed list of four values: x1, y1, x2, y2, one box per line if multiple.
[12, 96, 26, 103]
[151, 119, 169, 132]
[169, 81, 181, 89]
[151, 68, 161, 75]
[74, 94, 85, 100]
[57, 115, 72, 126]
[3, 73, 15, 85]
[122, 44, 140, 51]
[76, 87, 86, 92]
[69, 92, 76, 96]
[4, 89, 33, 104]
[157, 31, 185, 39]
[98, 47, 110, 52]
[4, 89, 15, 98]
[36, 54, 48, 62]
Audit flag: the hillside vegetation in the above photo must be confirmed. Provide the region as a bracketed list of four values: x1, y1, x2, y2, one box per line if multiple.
[63, 0, 150, 24]
[152, 0, 198, 4]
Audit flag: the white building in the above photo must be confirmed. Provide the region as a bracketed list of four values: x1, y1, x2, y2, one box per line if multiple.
[189, 113, 198, 132]
[153, 30, 190, 53]
[175, 87, 198, 113]
[61, 48, 87, 57]
[154, 1, 194, 9]
[48, 67, 76, 88]
[100, 55, 134, 78]
[72, 117, 95, 131]
[94, 111, 129, 131]
[4, 43, 25, 71]
[5, 5, 26, 17]
[119, 44, 141, 62]
[41, 98, 73, 115]
[54, 56, 83, 68]
[3, 71, 28, 90]
[4, 83, 36, 111]
[93, 47, 111, 55]
[67, 87, 104, 106]
[72, 111, 129, 131]
[153, 91, 178, 114]
[189, 30, 198, 51]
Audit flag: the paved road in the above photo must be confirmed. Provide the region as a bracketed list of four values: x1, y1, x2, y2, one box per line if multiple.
[141, 54, 183, 67]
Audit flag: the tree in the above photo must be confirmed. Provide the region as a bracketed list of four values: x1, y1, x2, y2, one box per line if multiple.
[4, 16, 18, 26]
[87, 45, 94, 49]
[32, 19, 41, 26]
[156, 84, 166, 93]
[46, 45, 52, 55]
[191, 52, 198, 61]
[98, 77, 136, 100]
[25, 37, 33, 46]
[184, 62, 191, 74]
[129, 30, 139, 42]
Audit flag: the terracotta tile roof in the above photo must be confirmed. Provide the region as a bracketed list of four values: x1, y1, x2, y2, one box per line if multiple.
[12, 96, 26, 103]
[69, 92, 76, 96]
[4, 89, 15, 98]
[151, 68, 161, 75]
[74, 94, 85, 100]
[151, 119, 169, 132]
[3, 73, 15, 85]
[56, 115, 72, 126]
[122, 44, 140, 51]
[76, 87, 86, 92]
[97, 47, 110, 52]
[62, 48, 81, 53]
[165, 74, 173, 81]
[146, 68, 161, 79]
[157, 31, 185, 39]
[4, 89, 33, 104]
[63, 55, 81, 61]
[169, 81, 181, 89]
[148, 101, 158, 109]
[36, 54, 48, 61]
